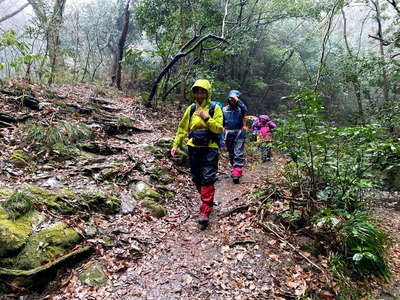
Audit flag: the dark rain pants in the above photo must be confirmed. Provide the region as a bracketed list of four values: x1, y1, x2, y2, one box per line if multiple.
[225, 130, 246, 167]
[188, 146, 219, 217]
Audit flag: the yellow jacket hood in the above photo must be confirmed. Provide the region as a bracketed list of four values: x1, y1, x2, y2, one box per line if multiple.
[191, 79, 212, 106]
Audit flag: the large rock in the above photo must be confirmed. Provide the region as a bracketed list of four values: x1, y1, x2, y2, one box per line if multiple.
[131, 181, 166, 217]
[12, 222, 81, 270]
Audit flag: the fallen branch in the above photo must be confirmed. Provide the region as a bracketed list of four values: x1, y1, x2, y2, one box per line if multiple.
[229, 240, 256, 247]
[257, 221, 325, 273]
[220, 203, 251, 217]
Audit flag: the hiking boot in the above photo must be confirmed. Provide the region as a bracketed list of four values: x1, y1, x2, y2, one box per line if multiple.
[198, 215, 209, 230]
[233, 176, 240, 184]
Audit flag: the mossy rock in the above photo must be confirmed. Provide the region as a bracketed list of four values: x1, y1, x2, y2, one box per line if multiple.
[150, 166, 173, 185]
[142, 200, 166, 218]
[117, 115, 134, 127]
[132, 181, 164, 204]
[79, 191, 120, 214]
[0, 208, 43, 257]
[12, 222, 81, 270]
[0, 188, 13, 200]
[155, 137, 173, 149]
[157, 185, 176, 200]
[8, 150, 30, 167]
[143, 144, 157, 153]
[78, 262, 108, 287]
[25, 185, 121, 215]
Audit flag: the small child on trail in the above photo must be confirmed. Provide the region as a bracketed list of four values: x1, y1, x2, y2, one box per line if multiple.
[251, 115, 276, 161]
[171, 79, 223, 230]
[222, 90, 248, 184]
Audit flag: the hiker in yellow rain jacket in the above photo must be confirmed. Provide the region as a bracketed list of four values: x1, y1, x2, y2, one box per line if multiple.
[171, 79, 223, 230]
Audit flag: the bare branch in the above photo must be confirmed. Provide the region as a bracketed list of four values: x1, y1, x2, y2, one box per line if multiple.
[0, 3, 30, 23]
[146, 34, 228, 106]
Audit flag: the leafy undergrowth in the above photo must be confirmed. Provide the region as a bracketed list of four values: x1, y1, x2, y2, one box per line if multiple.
[0, 80, 399, 299]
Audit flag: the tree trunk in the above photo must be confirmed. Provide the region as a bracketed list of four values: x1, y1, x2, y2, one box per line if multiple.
[111, 0, 131, 90]
[28, 0, 66, 85]
[372, 0, 390, 102]
[47, 0, 67, 85]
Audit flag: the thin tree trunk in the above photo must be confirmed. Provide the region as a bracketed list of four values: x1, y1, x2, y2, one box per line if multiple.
[371, 0, 390, 102]
[342, 8, 365, 125]
[314, 0, 339, 91]
[47, 0, 67, 85]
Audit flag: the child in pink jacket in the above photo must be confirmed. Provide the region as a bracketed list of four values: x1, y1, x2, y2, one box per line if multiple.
[251, 115, 276, 161]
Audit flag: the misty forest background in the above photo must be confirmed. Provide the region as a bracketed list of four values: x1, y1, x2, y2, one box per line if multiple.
[1, 0, 400, 298]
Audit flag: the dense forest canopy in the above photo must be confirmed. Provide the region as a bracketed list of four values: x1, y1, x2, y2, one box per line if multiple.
[0, 0, 398, 118]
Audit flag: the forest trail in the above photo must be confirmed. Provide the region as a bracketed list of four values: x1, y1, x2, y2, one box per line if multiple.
[116, 162, 281, 299]
[40, 157, 329, 300]
[1, 84, 398, 300]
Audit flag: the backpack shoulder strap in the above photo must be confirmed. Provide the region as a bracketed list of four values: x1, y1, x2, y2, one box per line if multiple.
[209, 101, 216, 118]
[189, 103, 196, 120]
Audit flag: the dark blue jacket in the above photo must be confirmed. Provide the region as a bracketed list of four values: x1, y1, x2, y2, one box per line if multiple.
[222, 100, 248, 130]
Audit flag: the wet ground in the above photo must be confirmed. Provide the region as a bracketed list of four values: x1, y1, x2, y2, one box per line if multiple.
[33, 158, 324, 300]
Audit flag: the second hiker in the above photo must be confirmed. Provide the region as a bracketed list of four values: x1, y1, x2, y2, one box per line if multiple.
[223, 90, 248, 184]
[171, 79, 223, 230]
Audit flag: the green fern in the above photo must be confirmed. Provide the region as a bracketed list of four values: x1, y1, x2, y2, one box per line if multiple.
[339, 213, 390, 280]
[22, 121, 92, 151]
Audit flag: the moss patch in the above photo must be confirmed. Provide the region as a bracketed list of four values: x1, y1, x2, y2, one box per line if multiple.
[0, 209, 40, 257]
[132, 181, 163, 204]
[25, 185, 120, 215]
[150, 166, 173, 185]
[13, 222, 81, 270]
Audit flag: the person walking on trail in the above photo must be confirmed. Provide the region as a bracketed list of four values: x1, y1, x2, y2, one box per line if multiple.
[251, 114, 276, 161]
[170, 79, 223, 230]
[223, 90, 248, 184]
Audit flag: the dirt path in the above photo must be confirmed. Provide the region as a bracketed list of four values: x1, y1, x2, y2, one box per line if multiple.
[37, 158, 323, 300]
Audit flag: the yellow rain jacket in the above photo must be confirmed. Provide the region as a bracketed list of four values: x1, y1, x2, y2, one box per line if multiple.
[173, 79, 223, 149]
